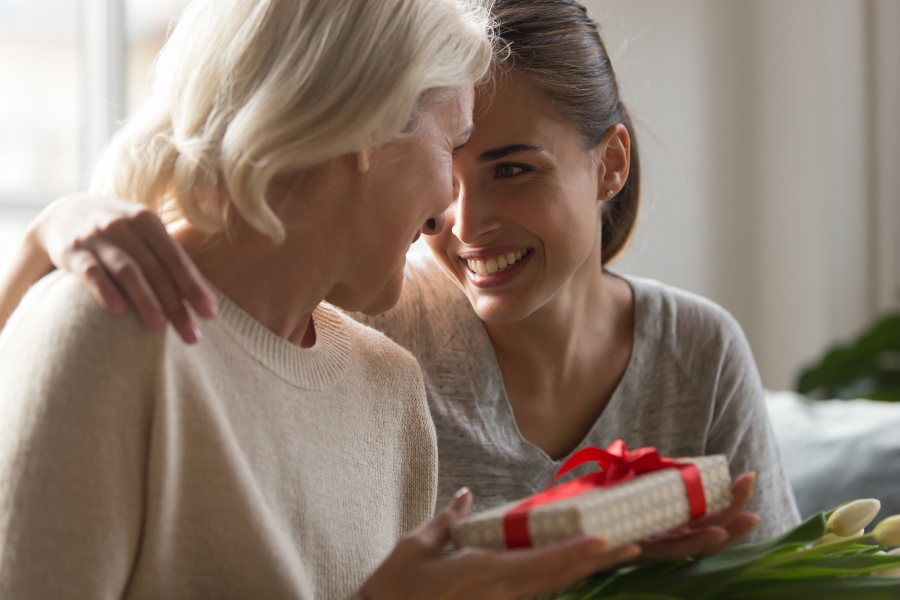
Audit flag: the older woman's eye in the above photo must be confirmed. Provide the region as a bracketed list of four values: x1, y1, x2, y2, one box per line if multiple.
[495, 164, 530, 179]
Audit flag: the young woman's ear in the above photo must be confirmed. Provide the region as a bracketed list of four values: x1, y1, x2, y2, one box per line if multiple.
[593, 123, 630, 201]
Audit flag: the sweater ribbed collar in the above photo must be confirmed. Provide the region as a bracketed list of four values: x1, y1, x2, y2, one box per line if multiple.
[207, 284, 351, 391]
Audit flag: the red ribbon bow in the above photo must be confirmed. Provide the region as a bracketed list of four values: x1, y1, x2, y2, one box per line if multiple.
[502, 440, 707, 548]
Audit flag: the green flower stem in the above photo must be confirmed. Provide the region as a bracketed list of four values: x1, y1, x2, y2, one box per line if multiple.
[754, 533, 878, 569]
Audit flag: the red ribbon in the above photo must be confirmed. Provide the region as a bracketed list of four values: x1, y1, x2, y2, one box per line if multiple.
[502, 440, 707, 549]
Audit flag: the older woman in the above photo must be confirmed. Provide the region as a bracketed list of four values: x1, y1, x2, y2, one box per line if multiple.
[0, 1, 646, 599]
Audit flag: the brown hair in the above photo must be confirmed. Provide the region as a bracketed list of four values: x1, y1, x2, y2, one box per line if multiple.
[490, 0, 641, 265]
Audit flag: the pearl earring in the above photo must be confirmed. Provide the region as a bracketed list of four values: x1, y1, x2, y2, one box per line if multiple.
[606, 189, 615, 198]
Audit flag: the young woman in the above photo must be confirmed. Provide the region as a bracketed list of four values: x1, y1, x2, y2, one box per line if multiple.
[2, 0, 794, 580]
[0, 1, 650, 599]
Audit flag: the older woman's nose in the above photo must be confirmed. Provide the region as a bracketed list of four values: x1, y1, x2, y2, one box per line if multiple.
[423, 213, 446, 236]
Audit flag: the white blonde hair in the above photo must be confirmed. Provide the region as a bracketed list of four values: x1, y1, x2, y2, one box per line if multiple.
[92, 0, 494, 242]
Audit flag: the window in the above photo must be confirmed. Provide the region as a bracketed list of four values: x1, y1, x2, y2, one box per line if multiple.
[0, 0, 182, 273]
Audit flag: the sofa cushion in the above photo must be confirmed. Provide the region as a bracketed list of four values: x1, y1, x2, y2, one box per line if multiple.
[765, 391, 900, 521]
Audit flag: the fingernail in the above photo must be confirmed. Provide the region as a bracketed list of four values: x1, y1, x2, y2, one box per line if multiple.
[453, 487, 470, 501]
[189, 323, 202, 343]
[586, 537, 610, 553]
[748, 513, 761, 525]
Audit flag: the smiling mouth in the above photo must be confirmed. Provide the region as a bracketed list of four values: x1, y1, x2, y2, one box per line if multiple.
[464, 249, 531, 276]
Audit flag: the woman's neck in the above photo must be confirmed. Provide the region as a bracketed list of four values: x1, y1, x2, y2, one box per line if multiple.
[484, 246, 635, 459]
[484, 248, 619, 371]
[172, 222, 327, 348]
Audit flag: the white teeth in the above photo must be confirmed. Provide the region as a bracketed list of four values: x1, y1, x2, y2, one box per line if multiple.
[465, 250, 529, 276]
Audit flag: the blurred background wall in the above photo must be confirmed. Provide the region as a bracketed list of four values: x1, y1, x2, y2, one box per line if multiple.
[586, 0, 900, 390]
[0, 0, 898, 391]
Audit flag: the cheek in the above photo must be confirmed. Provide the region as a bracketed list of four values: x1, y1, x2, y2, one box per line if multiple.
[525, 183, 599, 267]
[424, 223, 455, 270]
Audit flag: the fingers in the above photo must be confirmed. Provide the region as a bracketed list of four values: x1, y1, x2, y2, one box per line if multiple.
[639, 472, 759, 562]
[691, 471, 756, 530]
[713, 512, 760, 552]
[137, 211, 217, 319]
[113, 234, 201, 344]
[685, 514, 760, 559]
[38, 195, 211, 342]
[495, 538, 641, 598]
[69, 250, 127, 315]
[92, 242, 168, 332]
[641, 526, 729, 562]
[407, 488, 473, 558]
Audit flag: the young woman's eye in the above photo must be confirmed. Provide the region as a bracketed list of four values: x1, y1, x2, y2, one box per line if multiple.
[495, 164, 531, 179]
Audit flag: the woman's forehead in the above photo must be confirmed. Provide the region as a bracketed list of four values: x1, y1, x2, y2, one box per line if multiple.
[470, 74, 576, 151]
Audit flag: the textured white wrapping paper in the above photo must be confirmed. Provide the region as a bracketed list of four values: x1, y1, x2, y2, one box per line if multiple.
[450, 455, 732, 550]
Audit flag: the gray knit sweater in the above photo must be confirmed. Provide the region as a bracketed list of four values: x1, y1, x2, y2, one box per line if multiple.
[358, 253, 801, 544]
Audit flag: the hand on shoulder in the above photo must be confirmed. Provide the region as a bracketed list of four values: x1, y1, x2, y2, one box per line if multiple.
[26, 192, 217, 343]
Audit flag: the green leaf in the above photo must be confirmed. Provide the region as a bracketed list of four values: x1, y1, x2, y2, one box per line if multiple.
[735, 554, 900, 581]
[711, 576, 900, 600]
[574, 513, 827, 599]
[629, 513, 827, 598]
[796, 313, 900, 400]
[602, 595, 687, 600]
[554, 563, 688, 600]
[776, 554, 900, 570]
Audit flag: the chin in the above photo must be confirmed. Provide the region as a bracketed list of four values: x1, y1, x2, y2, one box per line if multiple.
[469, 294, 538, 325]
[359, 270, 405, 316]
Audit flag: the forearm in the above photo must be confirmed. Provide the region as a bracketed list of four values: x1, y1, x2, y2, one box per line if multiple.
[0, 223, 54, 332]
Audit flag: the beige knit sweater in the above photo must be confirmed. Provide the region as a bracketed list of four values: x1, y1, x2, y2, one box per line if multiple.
[0, 272, 438, 599]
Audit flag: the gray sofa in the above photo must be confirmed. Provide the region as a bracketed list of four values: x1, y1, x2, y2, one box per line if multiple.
[765, 391, 900, 521]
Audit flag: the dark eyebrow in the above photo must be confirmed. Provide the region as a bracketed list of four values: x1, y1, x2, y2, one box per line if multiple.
[478, 144, 544, 163]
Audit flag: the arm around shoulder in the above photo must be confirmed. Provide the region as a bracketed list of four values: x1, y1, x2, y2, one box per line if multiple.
[0, 274, 162, 597]
[0, 223, 54, 333]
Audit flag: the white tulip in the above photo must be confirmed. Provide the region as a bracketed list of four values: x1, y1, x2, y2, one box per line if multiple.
[827, 499, 881, 536]
[872, 545, 900, 577]
[874, 515, 900, 547]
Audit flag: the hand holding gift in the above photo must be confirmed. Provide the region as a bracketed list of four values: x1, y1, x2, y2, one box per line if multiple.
[450, 441, 755, 556]
[359, 488, 641, 600]
[364, 442, 761, 600]
[639, 471, 760, 561]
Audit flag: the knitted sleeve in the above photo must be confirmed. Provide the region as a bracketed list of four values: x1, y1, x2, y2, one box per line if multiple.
[0, 273, 162, 598]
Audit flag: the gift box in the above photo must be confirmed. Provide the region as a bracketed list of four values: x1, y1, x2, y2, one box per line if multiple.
[449, 441, 733, 550]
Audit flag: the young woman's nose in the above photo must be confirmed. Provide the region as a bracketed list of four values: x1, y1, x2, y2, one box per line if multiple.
[450, 184, 500, 244]
[422, 213, 446, 236]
